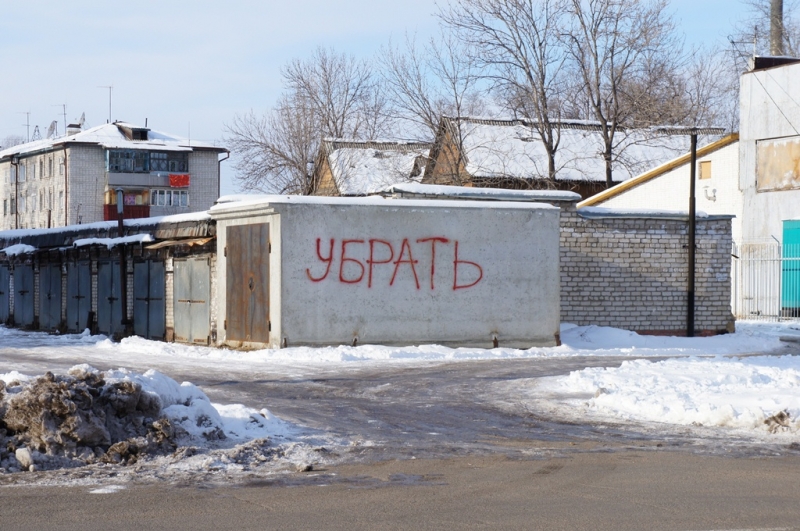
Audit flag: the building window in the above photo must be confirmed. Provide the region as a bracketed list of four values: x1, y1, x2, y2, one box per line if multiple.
[58, 191, 63, 210]
[3, 200, 6, 216]
[10, 199, 16, 215]
[59, 158, 64, 176]
[699, 160, 712, 180]
[18, 164, 26, 182]
[48, 158, 53, 177]
[39, 160, 43, 179]
[19, 196, 25, 213]
[107, 150, 149, 173]
[150, 151, 188, 172]
[150, 189, 189, 207]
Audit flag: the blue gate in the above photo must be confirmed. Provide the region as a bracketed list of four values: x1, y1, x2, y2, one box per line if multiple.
[782, 220, 800, 317]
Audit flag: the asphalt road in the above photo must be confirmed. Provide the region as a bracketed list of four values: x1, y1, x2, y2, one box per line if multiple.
[1, 342, 799, 529]
[2, 452, 800, 530]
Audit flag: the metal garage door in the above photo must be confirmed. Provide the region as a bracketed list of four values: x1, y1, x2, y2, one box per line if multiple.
[39, 263, 62, 331]
[226, 223, 269, 344]
[13, 264, 34, 327]
[65, 261, 91, 332]
[133, 260, 165, 340]
[173, 257, 210, 345]
[97, 260, 123, 336]
[0, 265, 9, 323]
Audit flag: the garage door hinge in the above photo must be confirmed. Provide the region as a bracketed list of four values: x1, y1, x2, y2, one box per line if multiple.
[268, 242, 271, 253]
[268, 321, 271, 332]
[224, 319, 227, 330]
[224, 247, 227, 257]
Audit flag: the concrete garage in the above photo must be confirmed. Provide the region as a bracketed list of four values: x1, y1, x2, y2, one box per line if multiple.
[211, 196, 562, 349]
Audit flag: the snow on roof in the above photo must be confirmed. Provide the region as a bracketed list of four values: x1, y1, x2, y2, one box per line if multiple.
[322, 140, 433, 195]
[73, 234, 154, 249]
[1, 244, 36, 256]
[578, 206, 733, 220]
[382, 183, 581, 202]
[212, 193, 558, 213]
[0, 121, 226, 160]
[441, 117, 721, 183]
[0, 211, 211, 241]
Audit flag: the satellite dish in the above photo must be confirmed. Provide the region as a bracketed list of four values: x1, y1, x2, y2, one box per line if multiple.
[46, 120, 57, 139]
[78, 112, 85, 128]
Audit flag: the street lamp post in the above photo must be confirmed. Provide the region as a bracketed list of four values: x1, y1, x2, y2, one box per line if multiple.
[115, 188, 130, 335]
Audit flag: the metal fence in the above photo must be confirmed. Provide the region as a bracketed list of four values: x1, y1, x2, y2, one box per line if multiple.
[732, 242, 800, 321]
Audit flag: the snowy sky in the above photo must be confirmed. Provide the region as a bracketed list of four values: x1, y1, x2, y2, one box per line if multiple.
[0, 1, 751, 196]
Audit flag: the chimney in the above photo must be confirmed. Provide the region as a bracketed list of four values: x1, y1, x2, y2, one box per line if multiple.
[771, 0, 784, 56]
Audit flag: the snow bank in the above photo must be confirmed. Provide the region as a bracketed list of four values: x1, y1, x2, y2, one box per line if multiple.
[536, 355, 800, 434]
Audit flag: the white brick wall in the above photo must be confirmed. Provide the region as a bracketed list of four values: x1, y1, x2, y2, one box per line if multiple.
[560, 206, 734, 333]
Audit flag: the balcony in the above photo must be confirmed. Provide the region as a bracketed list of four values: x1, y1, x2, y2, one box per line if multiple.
[104, 204, 150, 221]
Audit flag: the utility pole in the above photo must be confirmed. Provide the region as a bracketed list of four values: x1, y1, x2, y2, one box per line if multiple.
[651, 126, 726, 337]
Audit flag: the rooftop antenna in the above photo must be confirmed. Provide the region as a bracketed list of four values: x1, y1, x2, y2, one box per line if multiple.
[31, 125, 41, 141]
[53, 104, 67, 136]
[18, 111, 30, 142]
[98, 84, 112, 123]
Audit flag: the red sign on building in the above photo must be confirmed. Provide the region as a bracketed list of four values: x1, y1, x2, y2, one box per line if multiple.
[169, 173, 190, 187]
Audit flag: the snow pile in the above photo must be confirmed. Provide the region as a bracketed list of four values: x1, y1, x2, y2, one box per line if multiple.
[535, 355, 800, 435]
[0, 365, 285, 473]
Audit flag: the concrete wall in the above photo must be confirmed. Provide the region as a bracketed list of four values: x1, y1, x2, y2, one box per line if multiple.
[212, 197, 562, 349]
[598, 142, 742, 244]
[560, 207, 734, 334]
[740, 63, 800, 243]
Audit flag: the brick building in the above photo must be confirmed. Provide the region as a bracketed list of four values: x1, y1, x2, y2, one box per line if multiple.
[0, 121, 228, 229]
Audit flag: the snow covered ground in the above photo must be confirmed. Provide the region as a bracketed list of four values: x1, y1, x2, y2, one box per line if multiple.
[0, 320, 798, 486]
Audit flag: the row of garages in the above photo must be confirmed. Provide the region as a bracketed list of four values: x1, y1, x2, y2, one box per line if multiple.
[0, 215, 217, 345]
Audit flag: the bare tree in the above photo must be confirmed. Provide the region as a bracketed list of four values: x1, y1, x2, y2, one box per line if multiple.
[733, 0, 800, 56]
[225, 47, 392, 194]
[1, 135, 25, 150]
[380, 33, 486, 139]
[563, 0, 681, 187]
[439, 0, 570, 182]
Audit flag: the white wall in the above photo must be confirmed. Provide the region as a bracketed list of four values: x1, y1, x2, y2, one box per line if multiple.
[598, 142, 742, 244]
[213, 197, 561, 349]
[740, 62, 800, 243]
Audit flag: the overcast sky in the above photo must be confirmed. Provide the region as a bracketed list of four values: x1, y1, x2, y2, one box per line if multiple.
[0, 0, 754, 195]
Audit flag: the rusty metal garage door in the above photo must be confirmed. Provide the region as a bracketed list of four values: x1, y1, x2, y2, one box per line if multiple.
[133, 260, 165, 340]
[65, 261, 91, 332]
[39, 263, 62, 331]
[0, 265, 9, 323]
[97, 260, 123, 336]
[13, 264, 34, 327]
[173, 257, 210, 345]
[226, 223, 269, 343]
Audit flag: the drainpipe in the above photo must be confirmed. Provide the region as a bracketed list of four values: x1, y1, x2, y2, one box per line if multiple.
[10, 156, 19, 229]
[687, 132, 697, 338]
[62, 145, 68, 226]
[217, 149, 230, 199]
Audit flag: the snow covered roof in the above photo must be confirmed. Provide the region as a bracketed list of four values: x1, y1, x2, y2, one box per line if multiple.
[0, 121, 227, 160]
[381, 183, 581, 202]
[429, 116, 723, 183]
[578, 206, 733, 221]
[318, 139, 433, 195]
[212, 193, 558, 214]
[0, 211, 213, 250]
[578, 133, 740, 208]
